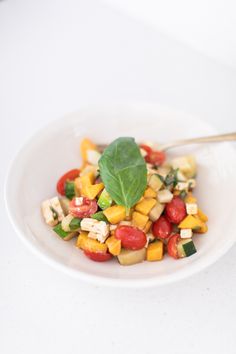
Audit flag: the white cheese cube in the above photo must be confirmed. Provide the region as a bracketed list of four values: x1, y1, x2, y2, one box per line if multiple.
[186, 203, 198, 215]
[41, 200, 58, 226]
[81, 218, 109, 243]
[86, 150, 101, 166]
[175, 182, 189, 191]
[180, 229, 193, 238]
[75, 197, 83, 206]
[157, 189, 173, 203]
[50, 197, 64, 221]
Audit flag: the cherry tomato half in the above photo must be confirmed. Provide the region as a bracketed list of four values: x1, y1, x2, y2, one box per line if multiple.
[146, 151, 166, 165]
[165, 196, 187, 224]
[115, 226, 147, 250]
[152, 216, 172, 239]
[84, 250, 112, 262]
[57, 169, 80, 195]
[140, 144, 153, 156]
[69, 197, 98, 218]
[167, 234, 180, 259]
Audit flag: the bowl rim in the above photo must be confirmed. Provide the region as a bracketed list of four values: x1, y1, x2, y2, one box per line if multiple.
[4, 103, 236, 288]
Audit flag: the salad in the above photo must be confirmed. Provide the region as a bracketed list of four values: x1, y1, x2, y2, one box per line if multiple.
[41, 137, 208, 265]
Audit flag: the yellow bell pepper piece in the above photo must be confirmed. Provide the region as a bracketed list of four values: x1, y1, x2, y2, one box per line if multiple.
[80, 138, 97, 161]
[147, 240, 164, 261]
[135, 198, 157, 215]
[132, 211, 149, 230]
[178, 215, 203, 230]
[105, 235, 121, 256]
[103, 205, 126, 224]
[83, 183, 104, 199]
[185, 192, 197, 203]
[143, 220, 152, 233]
[76, 232, 108, 253]
[144, 187, 157, 198]
[197, 208, 208, 222]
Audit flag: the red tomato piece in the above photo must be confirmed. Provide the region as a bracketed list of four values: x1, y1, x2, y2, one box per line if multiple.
[146, 151, 166, 165]
[165, 196, 187, 224]
[152, 216, 172, 239]
[69, 197, 98, 218]
[167, 234, 180, 259]
[84, 250, 112, 262]
[56, 169, 80, 195]
[115, 226, 147, 250]
[140, 144, 153, 156]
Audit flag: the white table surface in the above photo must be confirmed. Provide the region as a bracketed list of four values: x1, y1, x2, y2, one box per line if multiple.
[1, 1, 236, 353]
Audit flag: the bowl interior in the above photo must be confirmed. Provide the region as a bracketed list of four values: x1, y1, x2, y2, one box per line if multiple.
[6, 104, 236, 286]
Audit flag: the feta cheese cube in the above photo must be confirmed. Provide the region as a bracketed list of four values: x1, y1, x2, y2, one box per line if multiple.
[88, 231, 98, 239]
[50, 197, 65, 221]
[109, 224, 118, 231]
[186, 203, 198, 215]
[41, 200, 58, 226]
[157, 189, 173, 203]
[180, 229, 193, 238]
[175, 182, 189, 191]
[75, 197, 83, 206]
[81, 218, 109, 243]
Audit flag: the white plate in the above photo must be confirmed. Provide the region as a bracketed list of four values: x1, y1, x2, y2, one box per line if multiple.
[4, 103, 236, 287]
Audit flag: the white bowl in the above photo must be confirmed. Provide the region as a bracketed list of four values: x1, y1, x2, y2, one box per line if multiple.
[5, 103, 236, 287]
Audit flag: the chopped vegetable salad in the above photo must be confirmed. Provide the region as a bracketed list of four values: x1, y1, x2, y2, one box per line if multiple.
[41, 137, 208, 265]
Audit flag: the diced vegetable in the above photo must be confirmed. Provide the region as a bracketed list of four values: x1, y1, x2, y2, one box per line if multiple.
[80, 218, 109, 243]
[178, 215, 203, 230]
[61, 214, 74, 231]
[185, 192, 197, 203]
[82, 183, 104, 199]
[117, 248, 146, 265]
[135, 198, 156, 215]
[149, 202, 165, 222]
[177, 238, 197, 257]
[148, 174, 163, 191]
[69, 197, 98, 218]
[69, 217, 81, 230]
[106, 235, 121, 256]
[76, 232, 108, 253]
[143, 220, 152, 233]
[74, 172, 95, 196]
[92, 211, 108, 223]
[59, 197, 70, 215]
[132, 211, 149, 230]
[197, 208, 208, 222]
[98, 189, 112, 210]
[144, 187, 156, 198]
[56, 169, 80, 195]
[165, 196, 186, 224]
[103, 205, 126, 224]
[152, 216, 172, 239]
[83, 250, 112, 262]
[157, 189, 173, 203]
[65, 181, 75, 200]
[147, 241, 164, 261]
[115, 226, 147, 250]
[53, 223, 77, 241]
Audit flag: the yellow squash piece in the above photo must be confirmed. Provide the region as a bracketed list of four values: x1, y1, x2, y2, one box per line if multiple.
[132, 211, 149, 230]
[75, 172, 95, 195]
[80, 138, 97, 162]
[144, 187, 157, 198]
[83, 183, 104, 199]
[105, 235, 121, 256]
[76, 232, 108, 253]
[185, 192, 197, 203]
[178, 215, 203, 230]
[147, 241, 164, 261]
[144, 220, 152, 233]
[197, 208, 208, 222]
[103, 205, 126, 224]
[135, 198, 157, 216]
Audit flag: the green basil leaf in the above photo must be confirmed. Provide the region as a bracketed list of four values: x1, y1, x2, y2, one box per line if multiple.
[69, 217, 81, 230]
[91, 211, 108, 223]
[65, 181, 75, 200]
[98, 137, 147, 209]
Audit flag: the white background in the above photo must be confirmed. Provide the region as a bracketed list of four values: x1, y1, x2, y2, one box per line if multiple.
[1, 1, 236, 353]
